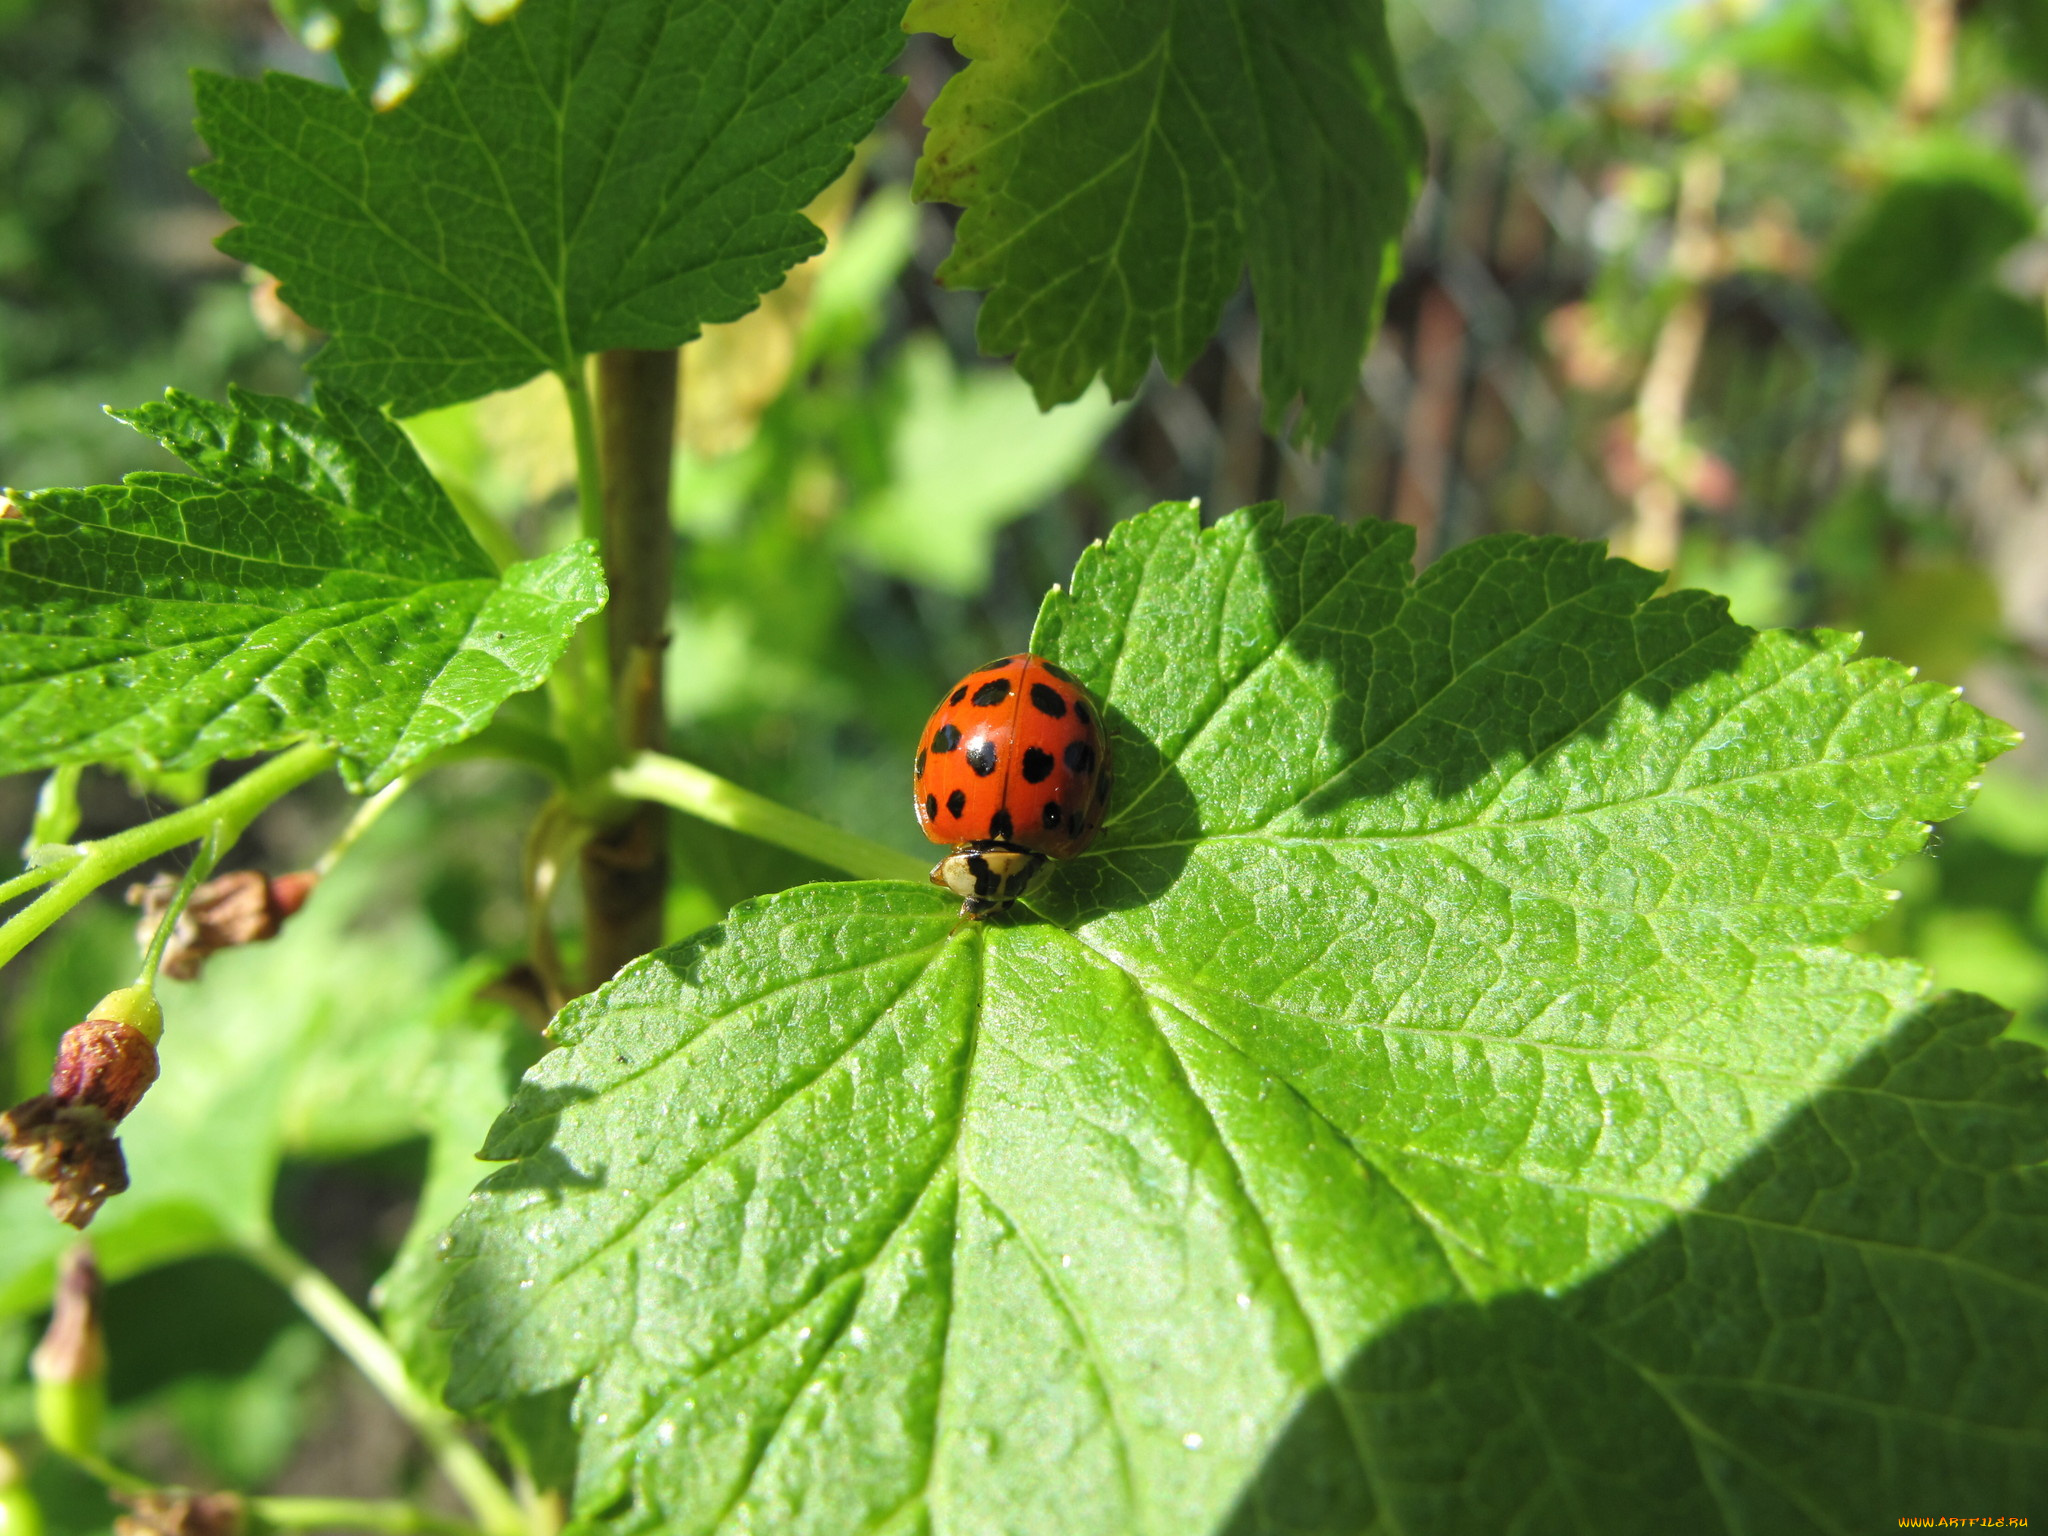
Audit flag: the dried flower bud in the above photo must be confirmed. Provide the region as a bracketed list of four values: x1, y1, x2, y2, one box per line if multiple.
[3, 990, 164, 1227]
[0, 496, 23, 522]
[127, 869, 318, 982]
[31, 1246, 105, 1459]
[113, 1493, 244, 1536]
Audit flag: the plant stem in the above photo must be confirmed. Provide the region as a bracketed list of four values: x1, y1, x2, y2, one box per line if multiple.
[580, 348, 680, 987]
[561, 362, 606, 549]
[0, 742, 336, 970]
[1621, 148, 1721, 576]
[611, 752, 929, 883]
[314, 772, 416, 879]
[245, 1238, 525, 1536]
[251, 1496, 480, 1536]
[1902, 0, 1957, 124]
[550, 365, 616, 791]
[0, 860, 66, 908]
[136, 825, 224, 989]
[25, 764, 83, 855]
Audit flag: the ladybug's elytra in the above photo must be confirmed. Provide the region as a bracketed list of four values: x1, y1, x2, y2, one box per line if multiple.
[915, 653, 1112, 919]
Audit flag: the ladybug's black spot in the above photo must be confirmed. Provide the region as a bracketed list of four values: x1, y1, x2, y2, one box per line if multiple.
[965, 739, 998, 777]
[946, 789, 966, 818]
[1065, 740, 1096, 774]
[925, 793, 938, 822]
[972, 677, 1012, 707]
[1041, 662, 1074, 682]
[1042, 801, 1062, 830]
[979, 655, 1016, 672]
[950, 686, 967, 705]
[1074, 699, 1092, 727]
[915, 750, 927, 779]
[1020, 746, 1055, 783]
[1029, 683, 1067, 718]
[989, 808, 1014, 841]
[931, 723, 962, 753]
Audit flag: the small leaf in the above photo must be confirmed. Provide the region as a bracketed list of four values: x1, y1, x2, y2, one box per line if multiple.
[907, 0, 1424, 445]
[197, 0, 908, 416]
[1821, 132, 2036, 358]
[0, 387, 603, 791]
[443, 505, 2038, 1528]
[839, 336, 1126, 595]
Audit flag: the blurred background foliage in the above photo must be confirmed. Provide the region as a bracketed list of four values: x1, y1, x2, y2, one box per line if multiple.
[4, 0, 2048, 1514]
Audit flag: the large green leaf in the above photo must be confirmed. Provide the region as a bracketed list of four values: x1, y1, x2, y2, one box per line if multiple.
[196, 0, 907, 417]
[907, 0, 1423, 446]
[0, 386, 602, 791]
[442, 505, 2039, 1531]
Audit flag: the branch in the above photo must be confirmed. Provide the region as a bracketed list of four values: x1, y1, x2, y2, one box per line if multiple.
[580, 348, 680, 987]
[245, 1238, 526, 1536]
[1620, 149, 1722, 575]
[0, 743, 336, 970]
[252, 1497, 480, 1535]
[611, 752, 930, 884]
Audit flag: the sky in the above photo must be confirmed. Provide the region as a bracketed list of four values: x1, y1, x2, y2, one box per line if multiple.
[1548, 0, 1693, 71]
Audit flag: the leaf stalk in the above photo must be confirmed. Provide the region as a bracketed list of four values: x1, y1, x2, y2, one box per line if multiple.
[0, 743, 337, 970]
[244, 1238, 526, 1536]
[610, 751, 929, 884]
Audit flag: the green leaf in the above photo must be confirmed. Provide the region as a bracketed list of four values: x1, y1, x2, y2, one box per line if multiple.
[1821, 132, 2037, 358]
[907, 0, 1423, 445]
[0, 386, 603, 791]
[196, 0, 908, 417]
[442, 505, 2038, 1530]
[839, 336, 1126, 595]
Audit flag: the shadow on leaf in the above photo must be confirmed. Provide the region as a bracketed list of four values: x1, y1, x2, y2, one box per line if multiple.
[1245, 512, 1760, 819]
[1216, 991, 2048, 1535]
[476, 1083, 602, 1193]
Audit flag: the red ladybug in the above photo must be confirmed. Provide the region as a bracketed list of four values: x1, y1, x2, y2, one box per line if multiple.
[915, 654, 1112, 919]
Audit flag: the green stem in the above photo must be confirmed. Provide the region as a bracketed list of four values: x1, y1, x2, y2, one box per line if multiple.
[0, 743, 336, 971]
[25, 765, 83, 855]
[610, 751, 929, 883]
[561, 363, 605, 548]
[68, 1456, 150, 1500]
[245, 1239, 525, 1536]
[0, 861, 66, 908]
[135, 826, 224, 989]
[56, 1461, 473, 1535]
[251, 1496, 480, 1536]
[551, 364, 616, 790]
[314, 772, 416, 879]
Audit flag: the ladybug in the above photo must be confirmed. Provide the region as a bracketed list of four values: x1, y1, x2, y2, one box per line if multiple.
[914, 654, 1112, 920]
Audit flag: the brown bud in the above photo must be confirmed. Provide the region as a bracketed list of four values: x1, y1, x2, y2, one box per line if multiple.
[3, 1005, 163, 1228]
[48, 1018, 160, 1123]
[127, 868, 319, 982]
[114, 1492, 244, 1536]
[32, 1245, 105, 1387]
[0, 495, 23, 521]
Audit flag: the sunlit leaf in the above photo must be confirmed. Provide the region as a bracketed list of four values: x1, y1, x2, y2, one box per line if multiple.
[444, 503, 2039, 1530]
